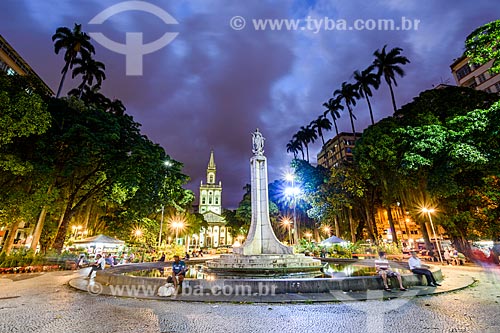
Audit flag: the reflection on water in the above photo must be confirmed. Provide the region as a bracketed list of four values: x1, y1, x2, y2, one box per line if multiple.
[123, 263, 410, 279]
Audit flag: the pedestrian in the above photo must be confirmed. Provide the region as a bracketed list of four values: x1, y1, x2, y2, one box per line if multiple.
[375, 251, 407, 292]
[408, 251, 441, 287]
[443, 249, 452, 265]
[171, 255, 187, 289]
[86, 254, 105, 279]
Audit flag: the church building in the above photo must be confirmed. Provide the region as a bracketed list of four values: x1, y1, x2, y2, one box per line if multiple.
[198, 150, 232, 248]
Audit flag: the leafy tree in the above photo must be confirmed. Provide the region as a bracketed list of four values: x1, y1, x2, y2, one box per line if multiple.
[0, 73, 51, 174]
[465, 19, 500, 74]
[372, 45, 410, 112]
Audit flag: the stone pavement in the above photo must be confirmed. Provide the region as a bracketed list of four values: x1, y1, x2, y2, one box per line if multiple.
[67, 263, 475, 302]
[1, 264, 500, 333]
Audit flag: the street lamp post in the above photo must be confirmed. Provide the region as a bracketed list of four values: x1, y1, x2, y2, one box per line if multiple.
[422, 207, 443, 263]
[285, 172, 299, 245]
[305, 232, 312, 243]
[158, 205, 164, 247]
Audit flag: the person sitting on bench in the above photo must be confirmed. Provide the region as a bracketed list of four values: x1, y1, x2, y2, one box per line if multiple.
[408, 251, 441, 287]
[375, 251, 407, 292]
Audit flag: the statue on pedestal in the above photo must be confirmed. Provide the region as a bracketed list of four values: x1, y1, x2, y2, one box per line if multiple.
[252, 128, 265, 156]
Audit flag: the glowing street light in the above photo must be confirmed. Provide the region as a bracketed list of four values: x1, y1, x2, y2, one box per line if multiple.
[422, 207, 443, 263]
[304, 232, 313, 243]
[322, 225, 331, 238]
[171, 220, 185, 244]
[281, 217, 293, 245]
[133, 228, 143, 239]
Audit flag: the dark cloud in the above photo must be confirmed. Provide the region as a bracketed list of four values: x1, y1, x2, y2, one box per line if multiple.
[2, 0, 498, 208]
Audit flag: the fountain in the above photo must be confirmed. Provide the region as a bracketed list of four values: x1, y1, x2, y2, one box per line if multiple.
[205, 129, 322, 277]
[84, 130, 443, 298]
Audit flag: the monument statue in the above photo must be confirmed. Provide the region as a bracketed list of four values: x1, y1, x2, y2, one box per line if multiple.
[205, 129, 321, 276]
[252, 128, 265, 155]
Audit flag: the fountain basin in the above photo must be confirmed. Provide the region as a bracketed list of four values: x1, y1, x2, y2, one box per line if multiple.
[94, 259, 442, 295]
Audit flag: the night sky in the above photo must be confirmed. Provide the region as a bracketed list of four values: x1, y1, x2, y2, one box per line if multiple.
[2, 0, 498, 208]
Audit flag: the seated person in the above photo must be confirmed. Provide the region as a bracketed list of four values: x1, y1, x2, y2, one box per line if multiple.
[375, 251, 407, 291]
[408, 251, 441, 287]
[86, 253, 105, 279]
[171, 255, 188, 288]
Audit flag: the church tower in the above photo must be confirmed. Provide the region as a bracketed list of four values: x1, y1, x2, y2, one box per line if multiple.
[198, 150, 231, 248]
[199, 150, 222, 215]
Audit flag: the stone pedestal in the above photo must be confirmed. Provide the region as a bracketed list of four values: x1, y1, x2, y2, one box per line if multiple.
[233, 155, 292, 255]
[207, 129, 320, 276]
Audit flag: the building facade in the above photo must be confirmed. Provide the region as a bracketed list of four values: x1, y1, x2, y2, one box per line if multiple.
[0, 34, 53, 251]
[450, 56, 500, 93]
[0, 34, 53, 94]
[317, 132, 362, 169]
[197, 150, 232, 248]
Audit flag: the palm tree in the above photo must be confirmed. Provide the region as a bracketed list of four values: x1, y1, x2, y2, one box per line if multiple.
[52, 23, 95, 98]
[71, 57, 106, 98]
[334, 82, 359, 137]
[297, 125, 317, 162]
[310, 115, 332, 145]
[372, 45, 410, 112]
[353, 66, 380, 125]
[286, 139, 303, 159]
[323, 96, 344, 160]
[68, 84, 108, 107]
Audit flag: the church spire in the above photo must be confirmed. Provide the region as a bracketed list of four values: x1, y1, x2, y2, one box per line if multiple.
[208, 149, 216, 170]
[207, 149, 216, 184]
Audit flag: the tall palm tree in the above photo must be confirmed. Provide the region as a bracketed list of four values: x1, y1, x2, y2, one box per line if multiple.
[71, 57, 106, 98]
[372, 45, 410, 112]
[52, 23, 95, 98]
[310, 115, 332, 145]
[353, 66, 380, 125]
[68, 84, 108, 107]
[334, 82, 359, 137]
[293, 125, 317, 162]
[286, 139, 303, 160]
[323, 96, 344, 160]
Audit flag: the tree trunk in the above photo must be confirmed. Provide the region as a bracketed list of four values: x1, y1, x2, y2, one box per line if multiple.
[388, 82, 397, 113]
[419, 218, 432, 250]
[333, 119, 343, 161]
[52, 204, 74, 253]
[365, 94, 375, 125]
[30, 206, 47, 252]
[56, 62, 70, 98]
[347, 105, 357, 138]
[348, 208, 356, 243]
[386, 205, 398, 246]
[334, 215, 340, 237]
[1, 219, 21, 255]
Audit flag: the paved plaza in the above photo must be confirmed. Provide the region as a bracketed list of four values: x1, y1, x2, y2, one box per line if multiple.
[1, 265, 500, 333]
